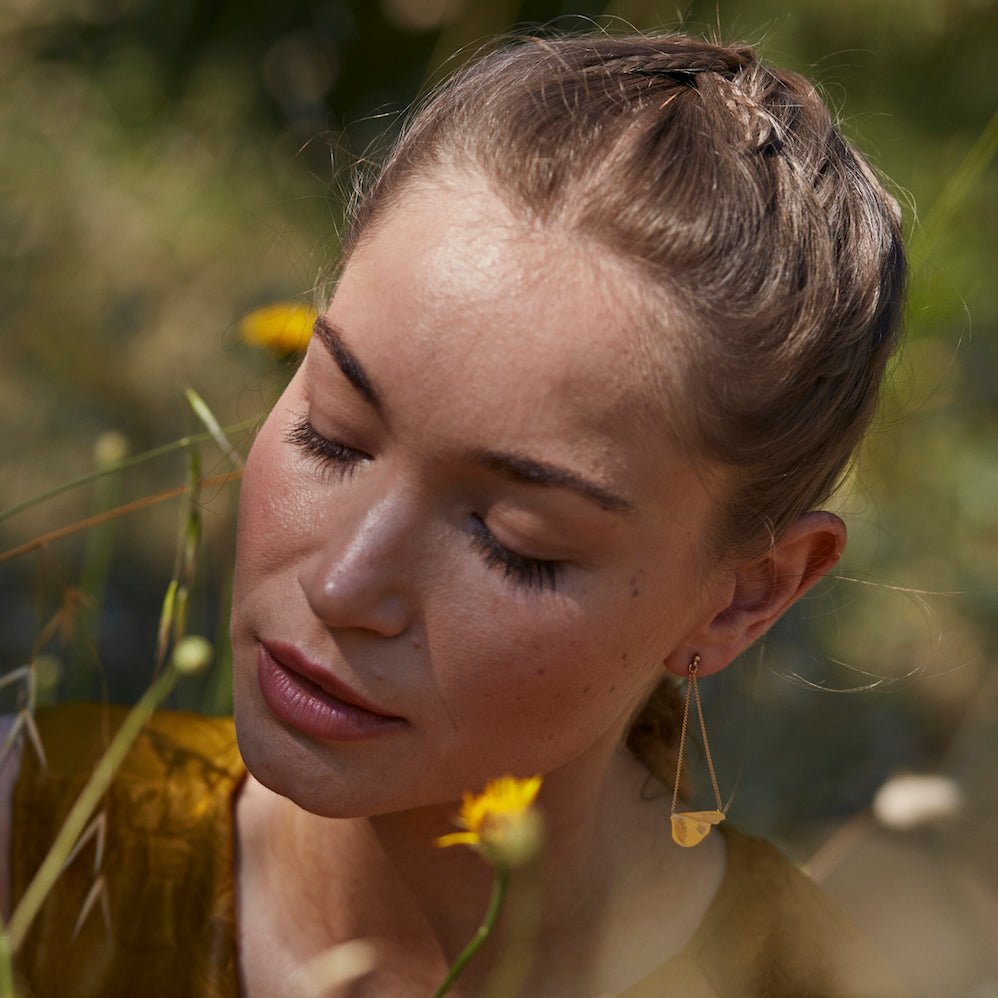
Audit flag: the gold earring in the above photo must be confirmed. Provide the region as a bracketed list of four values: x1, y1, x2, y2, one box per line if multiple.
[670, 655, 726, 847]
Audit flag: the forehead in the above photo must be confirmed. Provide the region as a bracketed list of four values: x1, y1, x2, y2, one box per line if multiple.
[320, 173, 725, 538]
[334, 174, 678, 446]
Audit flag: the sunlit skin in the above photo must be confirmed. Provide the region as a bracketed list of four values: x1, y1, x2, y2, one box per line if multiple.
[229, 171, 845, 996]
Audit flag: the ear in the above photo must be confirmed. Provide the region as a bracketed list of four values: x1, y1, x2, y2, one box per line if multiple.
[665, 512, 846, 678]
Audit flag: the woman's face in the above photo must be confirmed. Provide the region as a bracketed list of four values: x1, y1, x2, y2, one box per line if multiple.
[231, 172, 732, 818]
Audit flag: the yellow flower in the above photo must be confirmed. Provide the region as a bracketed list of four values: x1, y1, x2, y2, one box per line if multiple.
[239, 301, 317, 354]
[436, 775, 543, 868]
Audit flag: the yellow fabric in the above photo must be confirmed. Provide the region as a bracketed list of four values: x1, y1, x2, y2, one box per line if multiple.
[11, 704, 245, 998]
[11, 706, 910, 997]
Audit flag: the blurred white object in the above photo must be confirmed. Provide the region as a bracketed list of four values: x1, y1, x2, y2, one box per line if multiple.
[873, 774, 963, 831]
[171, 635, 214, 676]
[291, 939, 378, 996]
[93, 430, 129, 469]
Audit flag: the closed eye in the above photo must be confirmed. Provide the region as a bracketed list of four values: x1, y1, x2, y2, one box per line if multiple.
[286, 414, 369, 480]
[468, 515, 564, 592]
[288, 413, 563, 591]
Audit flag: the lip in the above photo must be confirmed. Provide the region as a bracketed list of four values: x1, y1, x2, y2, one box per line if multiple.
[257, 639, 406, 741]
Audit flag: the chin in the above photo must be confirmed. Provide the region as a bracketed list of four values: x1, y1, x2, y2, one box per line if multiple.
[233, 697, 394, 819]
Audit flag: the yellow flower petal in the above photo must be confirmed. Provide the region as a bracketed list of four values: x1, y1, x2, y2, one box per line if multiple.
[239, 301, 317, 354]
[437, 775, 544, 867]
[435, 832, 481, 848]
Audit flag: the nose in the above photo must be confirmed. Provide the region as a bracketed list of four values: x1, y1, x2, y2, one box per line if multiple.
[298, 488, 418, 638]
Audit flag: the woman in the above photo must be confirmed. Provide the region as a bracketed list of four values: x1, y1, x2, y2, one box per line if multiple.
[11, 32, 910, 997]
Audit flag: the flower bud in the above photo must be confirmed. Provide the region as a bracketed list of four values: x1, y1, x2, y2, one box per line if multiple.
[171, 635, 213, 676]
[94, 431, 129, 470]
[32, 654, 62, 697]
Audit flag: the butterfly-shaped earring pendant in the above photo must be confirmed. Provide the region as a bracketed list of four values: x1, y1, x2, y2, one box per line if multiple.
[670, 809, 725, 848]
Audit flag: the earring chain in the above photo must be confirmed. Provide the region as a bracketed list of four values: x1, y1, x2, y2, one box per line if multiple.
[691, 662, 723, 811]
[670, 655, 723, 815]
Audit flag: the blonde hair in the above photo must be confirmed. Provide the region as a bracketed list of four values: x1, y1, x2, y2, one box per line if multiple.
[345, 33, 907, 783]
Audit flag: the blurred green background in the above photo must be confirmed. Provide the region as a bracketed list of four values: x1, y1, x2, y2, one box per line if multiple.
[1, 0, 995, 992]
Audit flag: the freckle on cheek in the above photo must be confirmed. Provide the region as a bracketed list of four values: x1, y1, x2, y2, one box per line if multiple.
[536, 668, 545, 676]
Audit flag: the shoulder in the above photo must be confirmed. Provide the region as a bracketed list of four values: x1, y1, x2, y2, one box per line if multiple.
[621, 825, 911, 998]
[684, 826, 912, 997]
[12, 701, 244, 880]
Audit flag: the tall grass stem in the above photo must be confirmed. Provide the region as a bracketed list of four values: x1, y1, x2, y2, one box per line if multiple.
[0, 421, 257, 525]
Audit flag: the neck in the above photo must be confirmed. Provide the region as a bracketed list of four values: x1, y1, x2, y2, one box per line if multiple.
[239, 744, 706, 995]
[363, 752, 630, 956]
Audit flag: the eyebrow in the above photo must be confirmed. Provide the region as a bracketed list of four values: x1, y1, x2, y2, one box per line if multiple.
[469, 449, 635, 514]
[311, 316, 632, 514]
[312, 316, 382, 412]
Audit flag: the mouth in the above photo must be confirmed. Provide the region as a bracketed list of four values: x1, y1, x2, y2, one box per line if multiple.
[257, 639, 407, 741]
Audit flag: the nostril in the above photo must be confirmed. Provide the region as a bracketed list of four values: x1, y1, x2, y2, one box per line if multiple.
[296, 487, 420, 638]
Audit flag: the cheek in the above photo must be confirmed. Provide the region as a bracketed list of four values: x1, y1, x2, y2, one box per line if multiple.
[234, 407, 315, 585]
[236, 438, 284, 572]
[429, 588, 665, 761]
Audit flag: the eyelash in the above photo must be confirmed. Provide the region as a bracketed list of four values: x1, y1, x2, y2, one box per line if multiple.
[286, 414, 368, 480]
[469, 516, 564, 592]
[287, 414, 564, 592]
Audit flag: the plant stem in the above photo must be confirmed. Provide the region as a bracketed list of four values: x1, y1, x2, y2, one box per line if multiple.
[432, 865, 510, 998]
[0, 930, 15, 998]
[0, 420, 257, 524]
[0, 471, 241, 566]
[912, 106, 998, 261]
[484, 863, 542, 998]
[184, 388, 245, 469]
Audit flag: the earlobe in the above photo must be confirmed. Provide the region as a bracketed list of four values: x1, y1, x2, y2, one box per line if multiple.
[667, 511, 846, 677]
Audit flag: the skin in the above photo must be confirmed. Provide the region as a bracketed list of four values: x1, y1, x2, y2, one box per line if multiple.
[229, 170, 845, 996]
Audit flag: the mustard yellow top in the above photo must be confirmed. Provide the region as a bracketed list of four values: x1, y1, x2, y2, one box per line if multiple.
[621, 829, 912, 998]
[12, 705, 910, 997]
[12, 705, 244, 998]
